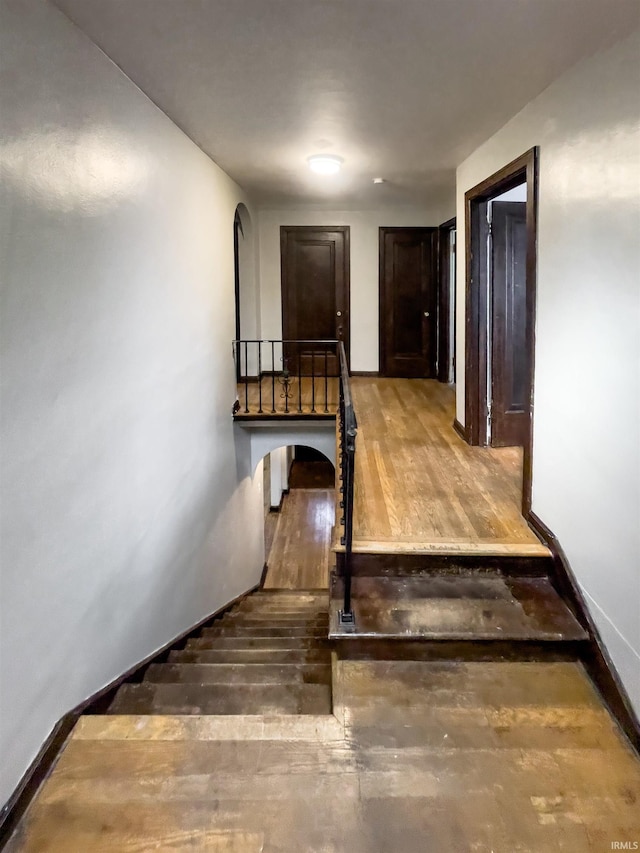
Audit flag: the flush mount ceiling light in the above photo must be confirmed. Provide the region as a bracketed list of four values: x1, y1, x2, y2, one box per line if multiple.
[373, 177, 386, 184]
[307, 154, 343, 175]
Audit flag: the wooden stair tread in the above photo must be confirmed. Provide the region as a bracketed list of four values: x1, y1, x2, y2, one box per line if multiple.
[330, 575, 588, 642]
[186, 636, 332, 650]
[107, 682, 332, 715]
[200, 626, 328, 638]
[144, 663, 331, 685]
[168, 649, 331, 665]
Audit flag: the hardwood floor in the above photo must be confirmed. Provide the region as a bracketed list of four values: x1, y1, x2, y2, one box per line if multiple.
[264, 488, 335, 589]
[8, 659, 640, 852]
[347, 378, 548, 556]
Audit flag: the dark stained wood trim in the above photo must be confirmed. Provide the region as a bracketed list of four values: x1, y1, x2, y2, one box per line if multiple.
[0, 715, 77, 849]
[269, 488, 289, 513]
[259, 562, 269, 588]
[527, 510, 640, 755]
[280, 225, 351, 368]
[464, 147, 539, 516]
[0, 583, 261, 846]
[333, 638, 584, 663]
[350, 371, 380, 377]
[437, 219, 456, 383]
[335, 553, 552, 578]
[452, 418, 468, 443]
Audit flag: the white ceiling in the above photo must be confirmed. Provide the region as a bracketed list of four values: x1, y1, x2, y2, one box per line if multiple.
[53, 0, 640, 209]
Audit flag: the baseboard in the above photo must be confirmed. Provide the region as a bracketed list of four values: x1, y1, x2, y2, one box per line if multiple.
[269, 487, 290, 514]
[527, 510, 640, 754]
[350, 371, 380, 377]
[0, 583, 260, 848]
[452, 418, 468, 442]
[259, 562, 269, 588]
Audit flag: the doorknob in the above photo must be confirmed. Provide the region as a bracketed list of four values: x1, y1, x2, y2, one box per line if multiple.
[424, 312, 430, 317]
[336, 311, 343, 317]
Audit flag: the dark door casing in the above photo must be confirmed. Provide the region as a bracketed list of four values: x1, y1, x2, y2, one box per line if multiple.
[490, 201, 528, 447]
[379, 227, 437, 377]
[281, 226, 349, 374]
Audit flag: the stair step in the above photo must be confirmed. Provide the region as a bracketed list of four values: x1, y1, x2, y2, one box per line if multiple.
[201, 626, 328, 638]
[222, 618, 329, 629]
[169, 648, 331, 665]
[227, 609, 328, 620]
[107, 682, 332, 715]
[144, 663, 331, 685]
[186, 636, 331, 651]
[330, 574, 588, 644]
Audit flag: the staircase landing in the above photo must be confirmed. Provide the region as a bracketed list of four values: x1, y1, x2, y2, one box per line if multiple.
[345, 378, 549, 557]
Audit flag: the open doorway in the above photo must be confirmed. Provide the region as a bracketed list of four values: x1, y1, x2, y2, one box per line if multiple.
[262, 445, 335, 589]
[464, 147, 538, 513]
[438, 218, 457, 384]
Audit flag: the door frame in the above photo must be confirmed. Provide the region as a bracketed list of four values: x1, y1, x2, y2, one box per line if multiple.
[464, 147, 539, 514]
[378, 226, 438, 377]
[280, 225, 351, 367]
[437, 217, 456, 383]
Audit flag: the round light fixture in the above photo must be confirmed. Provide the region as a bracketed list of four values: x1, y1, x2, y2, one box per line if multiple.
[307, 154, 343, 175]
[373, 177, 385, 184]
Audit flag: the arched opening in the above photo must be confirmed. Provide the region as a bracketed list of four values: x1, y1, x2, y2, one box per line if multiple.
[233, 203, 258, 379]
[261, 444, 335, 590]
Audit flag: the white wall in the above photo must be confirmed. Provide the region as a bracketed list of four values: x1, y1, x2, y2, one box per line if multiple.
[0, 0, 264, 805]
[258, 205, 446, 372]
[456, 30, 640, 713]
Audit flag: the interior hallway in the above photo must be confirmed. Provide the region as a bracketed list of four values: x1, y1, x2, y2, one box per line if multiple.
[264, 458, 335, 589]
[348, 378, 548, 556]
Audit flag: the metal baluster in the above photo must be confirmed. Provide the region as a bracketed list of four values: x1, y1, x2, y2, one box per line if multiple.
[311, 348, 316, 413]
[297, 341, 302, 413]
[271, 341, 276, 413]
[324, 346, 329, 413]
[257, 341, 263, 414]
[244, 341, 249, 413]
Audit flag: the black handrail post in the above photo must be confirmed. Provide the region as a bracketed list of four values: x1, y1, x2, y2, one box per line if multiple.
[324, 346, 329, 413]
[337, 341, 357, 631]
[297, 341, 302, 413]
[244, 341, 249, 413]
[257, 341, 263, 414]
[271, 341, 276, 413]
[311, 348, 316, 413]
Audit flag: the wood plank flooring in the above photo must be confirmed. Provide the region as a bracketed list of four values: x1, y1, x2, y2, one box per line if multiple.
[264, 488, 334, 589]
[347, 378, 549, 556]
[8, 659, 640, 852]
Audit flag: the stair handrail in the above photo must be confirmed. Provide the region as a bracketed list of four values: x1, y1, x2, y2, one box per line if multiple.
[338, 341, 357, 627]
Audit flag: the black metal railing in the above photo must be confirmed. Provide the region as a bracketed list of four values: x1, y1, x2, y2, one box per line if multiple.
[337, 341, 357, 628]
[232, 339, 339, 416]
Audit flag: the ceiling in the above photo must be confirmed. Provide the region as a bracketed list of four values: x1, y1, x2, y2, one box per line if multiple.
[53, 0, 640, 209]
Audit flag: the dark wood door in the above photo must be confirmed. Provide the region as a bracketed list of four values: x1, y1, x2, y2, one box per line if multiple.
[490, 201, 528, 447]
[281, 226, 349, 374]
[379, 227, 437, 377]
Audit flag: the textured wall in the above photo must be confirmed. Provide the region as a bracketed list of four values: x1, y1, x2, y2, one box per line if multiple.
[0, 0, 264, 805]
[456, 30, 640, 713]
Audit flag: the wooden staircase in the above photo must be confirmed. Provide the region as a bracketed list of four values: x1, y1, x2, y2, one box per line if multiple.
[330, 557, 589, 662]
[107, 590, 333, 715]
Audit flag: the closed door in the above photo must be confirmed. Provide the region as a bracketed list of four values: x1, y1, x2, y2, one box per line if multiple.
[490, 201, 528, 447]
[281, 226, 349, 374]
[379, 227, 437, 377]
